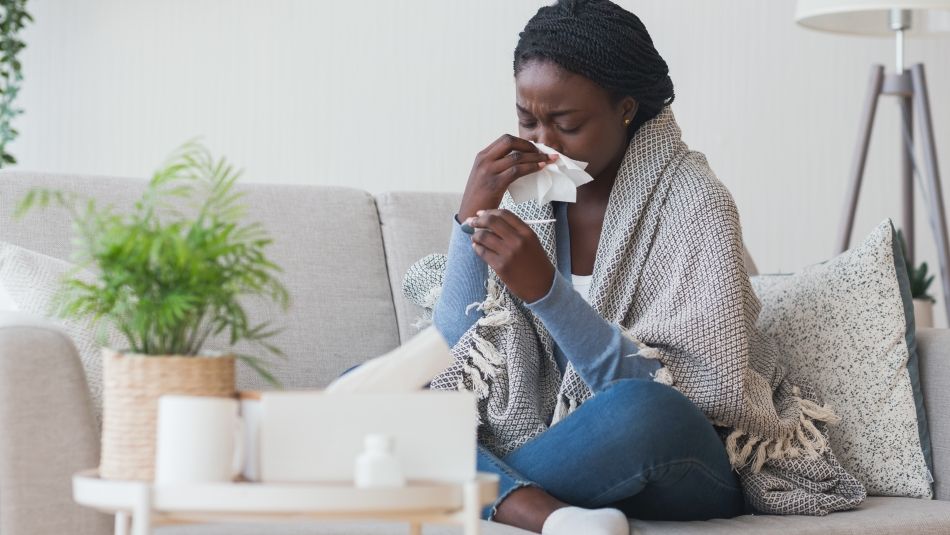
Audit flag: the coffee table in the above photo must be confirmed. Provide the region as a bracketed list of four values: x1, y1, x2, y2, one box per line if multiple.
[73, 469, 500, 535]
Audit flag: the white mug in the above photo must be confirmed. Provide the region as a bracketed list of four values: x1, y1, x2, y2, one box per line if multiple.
[155, 395, 243, 484]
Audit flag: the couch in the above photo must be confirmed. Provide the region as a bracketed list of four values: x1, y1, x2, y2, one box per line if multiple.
[1, 171, 949, 535]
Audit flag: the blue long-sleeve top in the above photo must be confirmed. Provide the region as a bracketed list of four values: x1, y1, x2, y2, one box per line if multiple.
[432, 201, 661, 400]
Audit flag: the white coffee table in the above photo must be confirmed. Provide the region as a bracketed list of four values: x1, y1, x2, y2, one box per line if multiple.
[73, 469, 500, 535]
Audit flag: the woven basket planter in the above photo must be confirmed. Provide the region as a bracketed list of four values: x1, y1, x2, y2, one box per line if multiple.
[99, 348, 236, 481]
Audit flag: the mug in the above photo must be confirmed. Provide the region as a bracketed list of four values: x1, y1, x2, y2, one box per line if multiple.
[154, 395, 243, 484]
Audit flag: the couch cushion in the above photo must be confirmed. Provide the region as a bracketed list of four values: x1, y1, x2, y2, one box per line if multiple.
[0, 171, 400, 391]
[375, 191, 461, 343]
[157, 519, 533, 534]
[632, 496, 950, 534]
[918, 327, 950, 499]
[153, 497, 950, 534]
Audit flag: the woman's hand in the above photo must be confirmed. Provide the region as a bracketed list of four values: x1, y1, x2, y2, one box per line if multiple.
[465, 209, 555, 303]
[458, 134, 557, 221]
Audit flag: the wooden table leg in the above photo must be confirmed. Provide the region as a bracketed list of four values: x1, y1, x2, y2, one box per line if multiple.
[463, 480, 480, 535]
[409, 522, 422, 535]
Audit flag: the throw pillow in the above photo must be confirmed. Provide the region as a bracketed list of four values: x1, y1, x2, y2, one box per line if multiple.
[750, 219, 932, 498]
[0, 241, 122, 431]
[0, 278, 18, 311]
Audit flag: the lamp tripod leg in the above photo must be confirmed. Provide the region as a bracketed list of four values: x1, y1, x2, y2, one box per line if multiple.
[900, 90, 915, 265]
[837, 65, 885, 255]
[911, 64, 950, 323]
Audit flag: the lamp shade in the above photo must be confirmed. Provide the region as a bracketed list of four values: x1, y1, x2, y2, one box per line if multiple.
[796, 0, 950, 35]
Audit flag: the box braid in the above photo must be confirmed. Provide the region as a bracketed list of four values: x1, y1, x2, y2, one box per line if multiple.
[514, 0, 674, 138]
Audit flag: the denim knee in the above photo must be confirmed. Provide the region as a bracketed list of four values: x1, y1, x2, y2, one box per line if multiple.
[598, 378, 707, 429]
[601, 378, 682, 406]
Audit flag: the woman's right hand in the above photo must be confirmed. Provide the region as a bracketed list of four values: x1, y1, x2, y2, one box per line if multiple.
[458, 134, 558, 220]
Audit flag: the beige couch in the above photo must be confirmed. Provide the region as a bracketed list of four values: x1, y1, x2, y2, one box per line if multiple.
[1, 171, 950, 534]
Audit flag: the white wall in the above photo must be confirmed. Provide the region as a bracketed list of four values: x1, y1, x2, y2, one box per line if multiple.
[16, 0, 950, 326]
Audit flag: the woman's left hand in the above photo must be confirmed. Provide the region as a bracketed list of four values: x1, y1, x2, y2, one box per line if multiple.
[465, 209, 555, 303]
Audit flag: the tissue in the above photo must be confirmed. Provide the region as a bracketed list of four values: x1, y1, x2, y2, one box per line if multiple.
[324, 326, 453, 394]
[507, 142, 594, 204]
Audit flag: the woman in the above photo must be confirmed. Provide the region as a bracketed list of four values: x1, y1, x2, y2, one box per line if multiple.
[403, 1, 865, 533]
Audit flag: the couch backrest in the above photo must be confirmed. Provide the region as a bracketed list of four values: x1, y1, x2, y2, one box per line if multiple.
[917, 328, 950, 499]
[0, 172, 400, 391]
[375, 191, 461, 342]
[1, 171, 761, 390]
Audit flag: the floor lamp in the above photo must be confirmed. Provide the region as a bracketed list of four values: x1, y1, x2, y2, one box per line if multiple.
[795, 1, 950, 321]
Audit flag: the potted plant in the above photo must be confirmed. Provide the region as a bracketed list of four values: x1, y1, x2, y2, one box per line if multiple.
[896, 229, 936, 328]
[16, 140, 289, 480]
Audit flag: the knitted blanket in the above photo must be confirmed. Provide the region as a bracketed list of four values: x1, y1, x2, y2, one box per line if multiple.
[403, 107, 865, 516]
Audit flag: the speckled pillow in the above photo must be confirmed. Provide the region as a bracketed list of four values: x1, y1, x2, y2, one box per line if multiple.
[750, 219, 933, 498]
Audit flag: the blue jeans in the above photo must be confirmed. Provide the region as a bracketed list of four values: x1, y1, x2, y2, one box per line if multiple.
[475, 378, 744, 521]
[336, 366, 743, 522]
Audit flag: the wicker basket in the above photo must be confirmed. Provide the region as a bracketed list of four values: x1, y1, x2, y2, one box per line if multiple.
[99, 348, 236, 481]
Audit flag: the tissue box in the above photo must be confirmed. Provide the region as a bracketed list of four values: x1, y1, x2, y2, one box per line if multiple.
[258, 390, 478, 483]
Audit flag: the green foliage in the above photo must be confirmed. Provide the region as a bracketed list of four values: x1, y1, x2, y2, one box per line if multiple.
[16, 140, 290, 386]
[896, 229, 936, 303]
[0, 0, 30, 166]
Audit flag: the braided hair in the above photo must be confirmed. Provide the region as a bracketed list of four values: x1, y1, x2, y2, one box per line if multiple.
[514, 0, 674, 137]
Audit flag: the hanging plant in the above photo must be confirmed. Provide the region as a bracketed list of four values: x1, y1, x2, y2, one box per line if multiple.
[0, 0, 30, 167]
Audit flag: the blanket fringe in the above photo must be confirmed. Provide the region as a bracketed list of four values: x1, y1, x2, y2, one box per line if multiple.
[724, 393, 840, 472]
[800, 398, 841, 425]
[468, 346, 498, 380]
[472, 335, 506, 367]
[411, 286, 443, 330]
[458, 376, 484, 426]
[460, 360, 490, 399]
[551, 394, 579, 426]
[552, 395, 569, 425]
[617, 324, 664, 361]
[457, 278, 513, 403]
[652, 367, 674, 385]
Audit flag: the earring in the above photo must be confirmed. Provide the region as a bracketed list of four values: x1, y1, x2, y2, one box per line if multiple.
[624, 118, 631, 126]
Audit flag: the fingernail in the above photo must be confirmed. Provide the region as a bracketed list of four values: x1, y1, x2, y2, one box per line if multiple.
[549, 153, 559, 160]
[538, 162, 547, 168]
[476, 210, 485, 216]
[461, 223, 475, 235]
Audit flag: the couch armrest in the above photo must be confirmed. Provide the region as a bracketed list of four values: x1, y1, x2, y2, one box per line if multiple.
[917, 328, 950, 500]
[0, 313, 110, 535]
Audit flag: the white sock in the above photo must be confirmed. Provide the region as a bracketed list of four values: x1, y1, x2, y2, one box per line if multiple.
[541, 505, 630, 535]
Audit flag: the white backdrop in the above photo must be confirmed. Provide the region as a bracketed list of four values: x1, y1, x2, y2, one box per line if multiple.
[15, 0, 950, 326]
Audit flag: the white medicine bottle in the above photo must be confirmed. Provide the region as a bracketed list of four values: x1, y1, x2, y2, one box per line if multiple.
[354, 433, 406, 488]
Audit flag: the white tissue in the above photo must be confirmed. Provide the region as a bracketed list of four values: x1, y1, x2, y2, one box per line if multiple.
[507, 142, 594, 204]
[324, 326, 453, 394]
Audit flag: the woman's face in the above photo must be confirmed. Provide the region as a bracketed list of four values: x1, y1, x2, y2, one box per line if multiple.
[515, 60, 637, 182]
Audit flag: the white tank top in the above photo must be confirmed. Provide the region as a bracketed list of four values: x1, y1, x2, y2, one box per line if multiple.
[571, 273, 593, 304]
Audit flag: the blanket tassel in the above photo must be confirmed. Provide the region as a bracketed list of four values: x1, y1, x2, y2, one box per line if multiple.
[724, 394, 841, 471]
